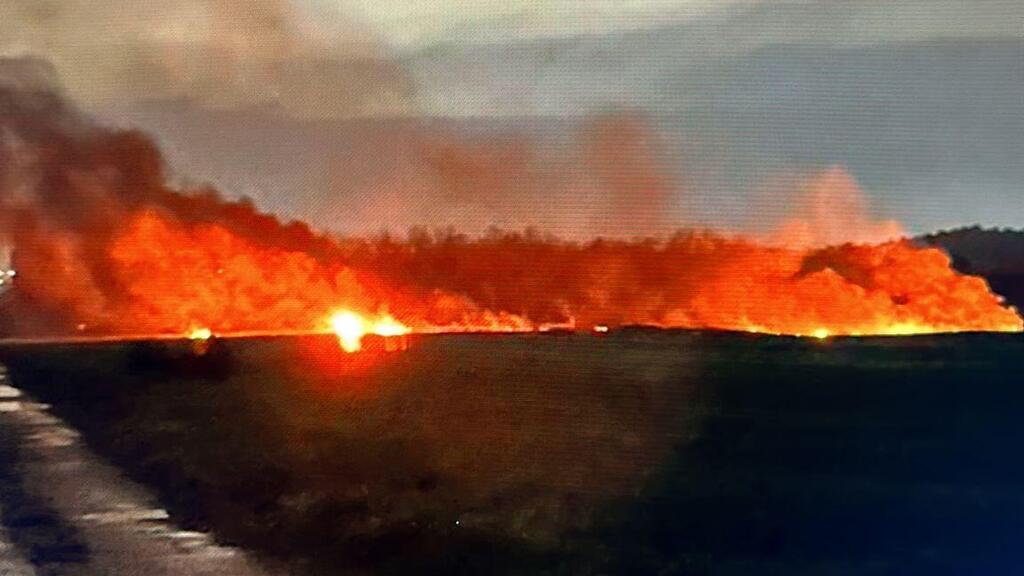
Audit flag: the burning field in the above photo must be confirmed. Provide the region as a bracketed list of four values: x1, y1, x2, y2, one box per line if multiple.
[1, 48, 1024, 576]
[0, 57, 1020, 343]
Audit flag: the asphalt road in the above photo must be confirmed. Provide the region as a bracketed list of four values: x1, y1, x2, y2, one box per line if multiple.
[0, 365, 278, 576]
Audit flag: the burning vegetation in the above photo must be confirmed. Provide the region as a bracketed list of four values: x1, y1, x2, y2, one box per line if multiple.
[0, 57, 1020, 345]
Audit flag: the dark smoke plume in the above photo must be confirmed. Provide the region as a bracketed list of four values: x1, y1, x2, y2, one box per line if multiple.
[0, 57, 347, 334]
[0, 56, 1019, 338]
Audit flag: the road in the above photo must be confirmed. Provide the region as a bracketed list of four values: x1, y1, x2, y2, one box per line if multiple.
[0, 365, 278, 575]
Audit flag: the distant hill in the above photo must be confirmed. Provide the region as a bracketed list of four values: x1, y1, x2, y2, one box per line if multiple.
[920, 227, 1024, 311]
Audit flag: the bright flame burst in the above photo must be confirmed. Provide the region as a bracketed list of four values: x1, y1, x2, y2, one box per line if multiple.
[328, 310, 411, 352]
[100, 210, 1022, 344]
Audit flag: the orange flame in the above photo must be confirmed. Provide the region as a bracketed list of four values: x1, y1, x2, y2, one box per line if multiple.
[98, 210, 1023, 341]
[329, 311, 366, 352]
[0, 73, 1017, 344]
[328, 310, 410, 352]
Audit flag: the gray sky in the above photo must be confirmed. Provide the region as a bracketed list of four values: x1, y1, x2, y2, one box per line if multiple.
[2, 0, 1022, 237]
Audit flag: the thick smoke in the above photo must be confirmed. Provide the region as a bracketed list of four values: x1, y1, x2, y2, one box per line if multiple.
[0, 0, 410, 118]
[767, 167, 905, 249]
[0, 57, 394, 334]
[330, 111, 685, 240]
[0, 57, 1020, 338]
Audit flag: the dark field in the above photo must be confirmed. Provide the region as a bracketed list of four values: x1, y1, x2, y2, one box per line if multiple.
[1, 331, 1023, 575]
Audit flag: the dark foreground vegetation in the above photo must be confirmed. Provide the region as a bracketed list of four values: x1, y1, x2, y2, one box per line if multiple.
[1, 331, 1023, 574]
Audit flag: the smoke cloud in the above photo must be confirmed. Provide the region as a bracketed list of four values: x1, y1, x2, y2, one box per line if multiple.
[0, 56, 1019, 338]
[0, 57, 395, 334]
[0, 0, 411, 118]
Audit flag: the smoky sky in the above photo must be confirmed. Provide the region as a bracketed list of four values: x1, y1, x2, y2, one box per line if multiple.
[2, 0, 1022, 237]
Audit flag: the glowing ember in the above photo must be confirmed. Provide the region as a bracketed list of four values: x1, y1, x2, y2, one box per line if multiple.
[188, 327, 213, 341]
[593, 325, 610, 333]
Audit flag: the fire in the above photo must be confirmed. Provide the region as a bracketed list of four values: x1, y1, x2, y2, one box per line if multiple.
[328, 310, 411, 352]
[86, 211, 1024, 341]
[703, 241, 1023, 337]
[0, 71, 1018, 343]
[371, 315, 412, 338]
[83, 210, 1024, 341]
[348, 230, 1022, 338]
[329, 311, 365, 352]
[186, 326, 214, 355]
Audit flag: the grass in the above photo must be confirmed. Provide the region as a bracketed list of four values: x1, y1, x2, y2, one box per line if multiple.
[1, 331, 1023, 574]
